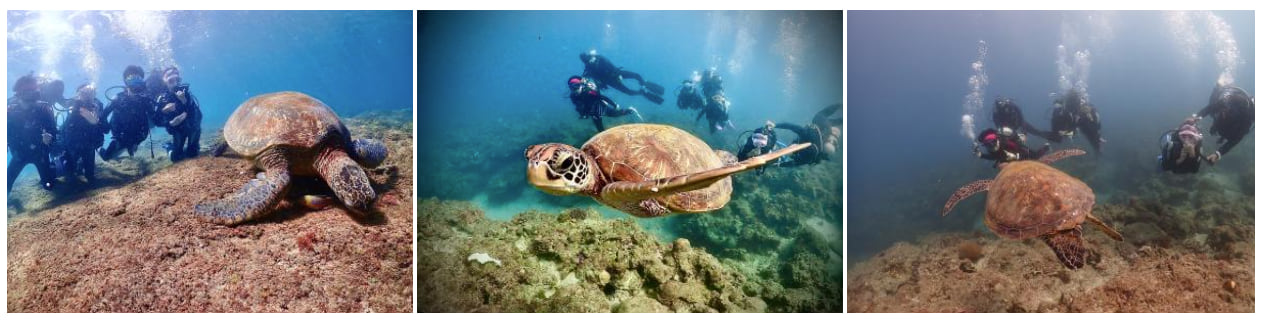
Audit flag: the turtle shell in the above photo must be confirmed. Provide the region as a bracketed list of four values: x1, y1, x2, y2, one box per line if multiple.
[983, 161, 1094, 240]
[581, 124, 732, 213]
[223, 91, 350, 158]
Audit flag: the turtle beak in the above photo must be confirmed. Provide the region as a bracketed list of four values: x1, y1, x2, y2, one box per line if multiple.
[526, 160, 580, 196]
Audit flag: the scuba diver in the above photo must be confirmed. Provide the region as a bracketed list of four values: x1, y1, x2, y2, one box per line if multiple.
[737, 120, 780, 161]
[154, 67, 203, 162]
[697, 93, 733, 133]
[676, 78, 705, 111]
[144, 67, 169, 100]
[992, 96, 1057, 143]
[1049, 90, 1104, 153]
[776, 104, 842, 167]
[99, 65, 158, 161]
[7, 74, 59, 193]
[974, 126, 1050, 167]
[37, 76, 69, 109]
[579, 51, 666, 105]
[58, 83, 110, 183]
[1158, 117, 1204, 174]
[700, 68, 724, 99]
[1194, 85, 1254, 165]
[568, 75, 642, 132]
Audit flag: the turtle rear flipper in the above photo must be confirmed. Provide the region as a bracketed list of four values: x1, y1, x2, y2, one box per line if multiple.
[1086, 213, 1124, 241]
[1041, 227, 1087, 269]
[942, 179, 992, 217]
[600, 143, 810, 202]
[194, 150, 291, 225]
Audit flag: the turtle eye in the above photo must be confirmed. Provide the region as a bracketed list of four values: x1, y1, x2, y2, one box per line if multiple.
[559, 157, 574, 170]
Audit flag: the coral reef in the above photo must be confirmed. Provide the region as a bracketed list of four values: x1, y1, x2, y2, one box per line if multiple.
[849, 173, 1254, 312]
[670, 163, 843, 312]
[417, 199, 776, 312]
[7, 111, 414, 312]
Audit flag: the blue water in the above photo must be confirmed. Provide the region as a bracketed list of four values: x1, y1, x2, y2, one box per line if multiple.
[848, 11, 1255, 261]
[418, 10, 841, 196]
[6, 11, 412, 190]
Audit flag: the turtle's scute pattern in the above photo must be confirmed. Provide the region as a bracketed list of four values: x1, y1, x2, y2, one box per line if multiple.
[583, 124, 732, 215]
[984, 161, 1093, 240]
[223, 91, 350, 161]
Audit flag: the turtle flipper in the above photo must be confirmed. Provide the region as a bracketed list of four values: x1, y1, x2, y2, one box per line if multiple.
[315, 147, 377, 215]
[600, 143, 811, 202]
[194, 150, 291, 225]
[1038, 148, 1087, 164]
[1041, 227, 1087, 269]
[1086, 213, 1124, 241]
[941, 179, 992, 217]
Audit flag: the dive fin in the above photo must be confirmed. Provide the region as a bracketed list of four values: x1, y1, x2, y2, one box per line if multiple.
[642, 91, 665, 105]
[644, 81, 665, 95]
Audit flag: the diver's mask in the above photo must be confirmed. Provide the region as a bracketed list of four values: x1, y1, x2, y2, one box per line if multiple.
[76, 85, 97, 101]
[125, 75, 145, 91]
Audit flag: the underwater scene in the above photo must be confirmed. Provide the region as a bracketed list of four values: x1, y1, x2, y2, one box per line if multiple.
[848, 11, 1254, 312]
[417, 11, 842, 312]
[6, 11, 414, 312]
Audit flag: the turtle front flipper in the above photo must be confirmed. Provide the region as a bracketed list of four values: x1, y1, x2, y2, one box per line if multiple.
[1038, 148, 1087, 164]
[1085, 213, 1124, 241]
[315, 146, 377, 214]
[1040, 227, 1087, 269]
[941, 179, 992, 217]
[600, 143, 810, 202]
[194, 149, 292, 225]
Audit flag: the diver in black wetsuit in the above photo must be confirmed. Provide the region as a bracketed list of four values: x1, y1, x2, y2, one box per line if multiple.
[738, 120, 779, 161]
[1158, 117, 1205, 174]
[1049, 90, 1104, 153]
[154, 67, 203, 162]
[697, 93, 733, 133]
[974, 127, 1050, 168]
[58, 83, 110, 183]
[1194, 85, 1254, 165]
[776, 104, 842, 167]
[568, 75, 641, 132]
[579, 51, 665, 105]
[99, 65, 158, 161]
[676, 79, 705, 111]
[7, 74, 59, 193]
[992, 96, 1057, 143]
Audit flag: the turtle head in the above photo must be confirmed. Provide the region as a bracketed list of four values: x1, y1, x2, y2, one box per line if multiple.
[525, 143, 596, 196]
[350, 138, 389, 168]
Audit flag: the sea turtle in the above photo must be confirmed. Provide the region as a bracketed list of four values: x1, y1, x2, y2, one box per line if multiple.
[941, 149, 1123, 269]
[526, 123, 810, 217]
[194, 91, 389, 225]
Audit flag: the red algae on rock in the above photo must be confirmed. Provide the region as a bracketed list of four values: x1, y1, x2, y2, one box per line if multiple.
[7, 117, 414, 313]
